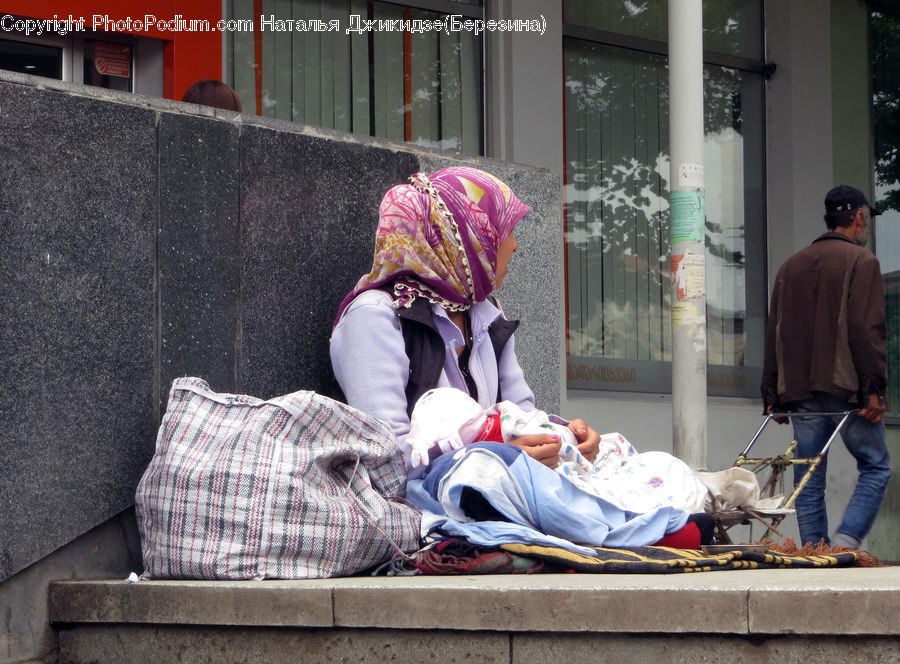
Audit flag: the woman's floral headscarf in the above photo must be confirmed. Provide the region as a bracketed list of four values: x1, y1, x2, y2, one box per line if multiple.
[335, 167, 530, 322]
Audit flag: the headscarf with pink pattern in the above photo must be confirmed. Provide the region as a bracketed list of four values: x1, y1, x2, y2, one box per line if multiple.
[335, 167, 530, 323]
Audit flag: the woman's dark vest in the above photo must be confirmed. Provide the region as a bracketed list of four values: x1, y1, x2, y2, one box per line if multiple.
[398, 297, 519, 417]
[329, 296, 519, 417]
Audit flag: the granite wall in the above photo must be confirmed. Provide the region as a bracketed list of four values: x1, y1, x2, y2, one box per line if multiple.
[0, 70, 562, 584]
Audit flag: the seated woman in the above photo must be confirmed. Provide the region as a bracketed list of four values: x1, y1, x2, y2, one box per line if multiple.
[331, 166, 600, 468]
[331, 167, 711, 550]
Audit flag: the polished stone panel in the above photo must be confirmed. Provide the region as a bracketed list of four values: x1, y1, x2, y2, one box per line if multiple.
[158, 113, 241, 401]
[238, 126, 419, 398]
[0, 80, 157, 582]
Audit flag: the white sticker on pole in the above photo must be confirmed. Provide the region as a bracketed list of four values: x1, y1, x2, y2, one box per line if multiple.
[671, 253, 705, 301]
[677, 162, 704, 188]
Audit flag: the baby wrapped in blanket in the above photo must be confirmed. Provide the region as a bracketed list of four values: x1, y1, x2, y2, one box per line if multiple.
[407, 388, 708, 514]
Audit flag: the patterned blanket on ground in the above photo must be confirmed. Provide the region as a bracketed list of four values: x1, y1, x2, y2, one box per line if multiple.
[499, 542, 861, 573]
[380, 538, 865, 575]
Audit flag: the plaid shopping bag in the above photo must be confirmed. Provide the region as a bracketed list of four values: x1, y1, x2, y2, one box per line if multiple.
[135, 377, 421, 579]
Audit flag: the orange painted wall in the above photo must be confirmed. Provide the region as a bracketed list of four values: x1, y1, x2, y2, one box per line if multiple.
[1, 0, 223, 99]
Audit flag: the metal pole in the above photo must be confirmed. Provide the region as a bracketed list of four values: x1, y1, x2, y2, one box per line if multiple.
[668, 0, 707, 470]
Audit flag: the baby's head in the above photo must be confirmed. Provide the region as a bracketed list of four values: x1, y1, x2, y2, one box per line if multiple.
[407, 388, 487, 470]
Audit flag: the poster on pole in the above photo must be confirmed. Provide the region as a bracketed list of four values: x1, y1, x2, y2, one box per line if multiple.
[671, 253, 705, 301]
[669, 190, 705, 243]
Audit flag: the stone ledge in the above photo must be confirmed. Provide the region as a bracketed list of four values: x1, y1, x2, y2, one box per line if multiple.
[50, 566, 900, 636]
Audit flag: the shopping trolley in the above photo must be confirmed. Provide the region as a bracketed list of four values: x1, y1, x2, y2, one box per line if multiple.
[712, 410, 856, 544]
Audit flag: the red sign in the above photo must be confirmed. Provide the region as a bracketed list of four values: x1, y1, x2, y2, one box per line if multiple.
[93, 42, 131, 78]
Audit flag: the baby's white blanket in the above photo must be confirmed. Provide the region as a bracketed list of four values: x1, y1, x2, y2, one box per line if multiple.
[407, 388, 708, 514]
[496, 403, 709, 514]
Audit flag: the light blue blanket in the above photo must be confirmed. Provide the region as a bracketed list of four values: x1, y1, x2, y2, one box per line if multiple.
[407, 442, 690, 555]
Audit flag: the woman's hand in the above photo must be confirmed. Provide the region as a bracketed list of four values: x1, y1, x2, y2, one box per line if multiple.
[567, 418, 600, 463]
[506, 433, 562, 468]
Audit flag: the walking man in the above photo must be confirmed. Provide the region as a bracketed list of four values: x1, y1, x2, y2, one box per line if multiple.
[761, 184, 893, 548]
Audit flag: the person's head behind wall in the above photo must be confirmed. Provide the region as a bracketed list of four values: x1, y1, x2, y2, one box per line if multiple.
[824, 184, 881, 246]
[182, 79, 242, 112]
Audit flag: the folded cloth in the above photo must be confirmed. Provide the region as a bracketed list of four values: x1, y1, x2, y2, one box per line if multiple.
[694, 466, 794, 514]
[407, 442, 690, 554]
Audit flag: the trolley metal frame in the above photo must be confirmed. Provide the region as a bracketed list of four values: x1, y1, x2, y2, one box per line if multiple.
[714, 411, 855, 544]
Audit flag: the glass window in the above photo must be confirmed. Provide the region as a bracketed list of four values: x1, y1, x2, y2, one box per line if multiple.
[564, 0, 668, 42]
[225, 0, 483, 155]
[563, 1, 766, 396]
[0, 38, 62, 79]
[703, 0, 763, 60]
[563, 0, 762, 61]
[872, 8, 900, 416]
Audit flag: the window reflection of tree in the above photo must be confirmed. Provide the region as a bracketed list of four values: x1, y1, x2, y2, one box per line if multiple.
[873, 9, 900, 415]
[564, 39, 755, 367]
[873, 11, 900, 214]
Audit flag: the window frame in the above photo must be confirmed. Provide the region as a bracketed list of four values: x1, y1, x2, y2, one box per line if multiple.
[561, 10, 769, 399]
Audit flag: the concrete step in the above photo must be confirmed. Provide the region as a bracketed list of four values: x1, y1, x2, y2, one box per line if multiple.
[50, 567, 900, 664]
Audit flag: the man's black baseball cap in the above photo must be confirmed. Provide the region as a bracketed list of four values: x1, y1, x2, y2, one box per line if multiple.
[825, 184, 882, 217]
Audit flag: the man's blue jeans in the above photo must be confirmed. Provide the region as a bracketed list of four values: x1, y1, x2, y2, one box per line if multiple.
[790, 393, 893, 546]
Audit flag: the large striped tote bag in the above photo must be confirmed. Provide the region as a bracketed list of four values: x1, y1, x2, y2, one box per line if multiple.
[135, 377, 421, 579]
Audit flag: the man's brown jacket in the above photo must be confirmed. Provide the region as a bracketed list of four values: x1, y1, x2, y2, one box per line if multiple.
[761, 232, 887, 409]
